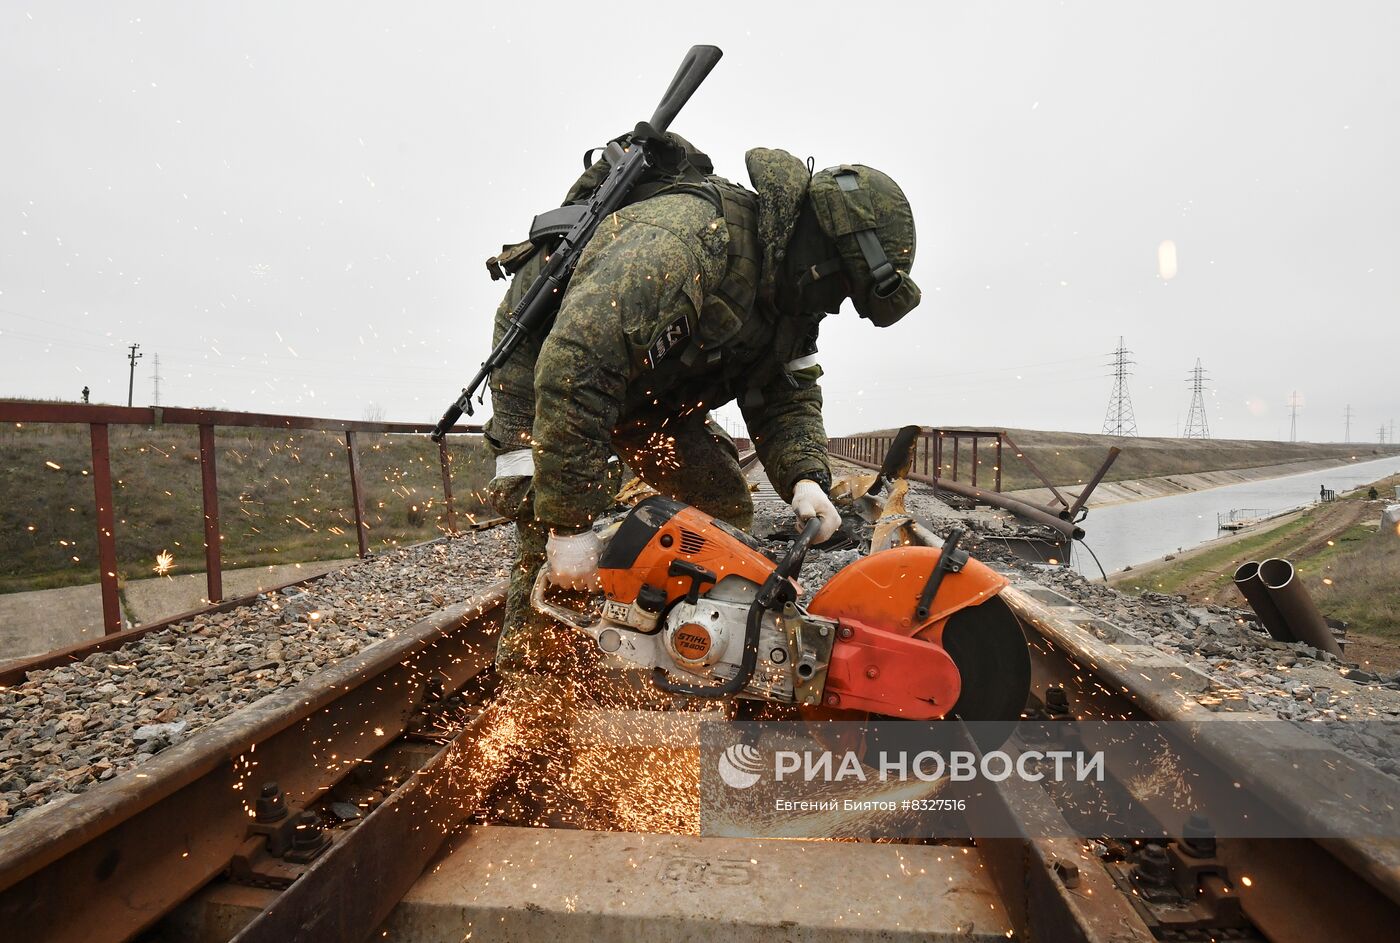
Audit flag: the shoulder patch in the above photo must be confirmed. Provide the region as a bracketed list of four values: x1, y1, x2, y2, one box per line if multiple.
[645, 314, 691, 369]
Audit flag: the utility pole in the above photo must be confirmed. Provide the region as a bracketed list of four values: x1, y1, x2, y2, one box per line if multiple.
[1287, 391, 1301, 443]
[1183, 359, 1210, 439]
[152, 353, 162, 407]
[126, 343, 143, 408]
[1344, 404, 1354, 443]
[1101, 337, 1138, 437]
[1380, 425, 1388, 446]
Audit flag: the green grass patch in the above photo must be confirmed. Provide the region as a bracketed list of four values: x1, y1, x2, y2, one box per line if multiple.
[0, 421, 494, 594]
[1114, 514, 1312, 600]
[1307, 529, 1400, 643]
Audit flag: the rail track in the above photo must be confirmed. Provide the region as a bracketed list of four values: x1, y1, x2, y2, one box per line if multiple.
[1, 459, 1397, 942]
[0, 569, 507, 942]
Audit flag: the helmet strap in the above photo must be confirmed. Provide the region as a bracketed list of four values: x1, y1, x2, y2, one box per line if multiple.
[795, 257, 843, 290]
[835, 170, 901, 294]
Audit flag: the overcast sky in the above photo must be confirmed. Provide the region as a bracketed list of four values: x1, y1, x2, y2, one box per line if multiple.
[3, 2, 1397, 441]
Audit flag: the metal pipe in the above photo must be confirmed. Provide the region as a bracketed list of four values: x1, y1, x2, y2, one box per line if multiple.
[927, 473, 1082, 539]
[1232, 561, 1294, 642]
[1064, 446, 1122, 521]
[1259, 558, 1344, 658]
[1000, 432, 1071, 510]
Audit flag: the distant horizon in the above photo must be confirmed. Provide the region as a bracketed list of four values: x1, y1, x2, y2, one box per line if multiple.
[4, 393, 1397, 451]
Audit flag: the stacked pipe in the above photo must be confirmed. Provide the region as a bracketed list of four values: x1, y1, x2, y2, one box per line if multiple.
[1233, 559, 1344, 658]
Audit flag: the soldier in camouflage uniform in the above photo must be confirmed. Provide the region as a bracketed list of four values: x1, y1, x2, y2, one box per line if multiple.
[482, 140, 921, 680]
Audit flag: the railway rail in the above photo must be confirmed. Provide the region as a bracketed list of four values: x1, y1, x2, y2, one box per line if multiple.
[0, 574, 507, 941]
[1, 454, 1397, 942]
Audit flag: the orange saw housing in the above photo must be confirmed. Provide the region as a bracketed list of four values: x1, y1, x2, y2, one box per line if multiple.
[596, 497, 1015, 720]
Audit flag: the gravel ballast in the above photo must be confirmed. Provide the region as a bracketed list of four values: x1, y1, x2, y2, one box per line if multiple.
[0, 529, 513, 826]
[4, 466, 1397, 829]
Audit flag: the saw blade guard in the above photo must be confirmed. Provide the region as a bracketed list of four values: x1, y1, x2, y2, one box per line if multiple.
[807, 546, 1030, 722]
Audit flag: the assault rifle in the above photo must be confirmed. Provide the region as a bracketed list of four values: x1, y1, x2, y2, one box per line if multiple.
[429, 45, 724, 441]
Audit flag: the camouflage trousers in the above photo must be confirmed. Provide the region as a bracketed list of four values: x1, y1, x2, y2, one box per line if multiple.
[490, 412, 753, 678]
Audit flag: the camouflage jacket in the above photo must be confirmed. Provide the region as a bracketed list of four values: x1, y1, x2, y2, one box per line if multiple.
[484, 148, 832, 533]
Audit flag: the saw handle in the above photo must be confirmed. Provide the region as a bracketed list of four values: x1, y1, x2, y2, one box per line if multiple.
[765, 516, 823, 603]
[914, 527, 968, 621]
[668, 559, 717, 604]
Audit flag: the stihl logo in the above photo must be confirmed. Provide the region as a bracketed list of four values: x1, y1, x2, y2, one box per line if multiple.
[673, 626, 712, 660]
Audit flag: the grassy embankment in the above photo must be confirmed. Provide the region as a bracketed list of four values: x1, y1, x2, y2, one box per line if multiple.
[0, 418, 493, 595]
[1113, 474, 1400, 667]
[856, 426, 1396, 493]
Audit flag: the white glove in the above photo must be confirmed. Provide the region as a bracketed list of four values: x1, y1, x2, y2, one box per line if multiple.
[791, 479, 841, 543]
[545, 530, 602, 591]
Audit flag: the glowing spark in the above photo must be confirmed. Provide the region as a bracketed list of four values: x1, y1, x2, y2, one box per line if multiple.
[153, 550, 176, 576]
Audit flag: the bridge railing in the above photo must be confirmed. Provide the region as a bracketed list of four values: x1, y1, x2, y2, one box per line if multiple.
[0, 402, 483, 637]
[828, 428, 1120, 542]
[829, 427, 1015, 492]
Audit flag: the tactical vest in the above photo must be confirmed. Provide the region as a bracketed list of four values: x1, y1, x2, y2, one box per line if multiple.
[488, 141, 820, 412]
[646, 177, 822, 413]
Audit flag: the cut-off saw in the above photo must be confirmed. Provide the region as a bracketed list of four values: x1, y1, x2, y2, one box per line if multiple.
[532, 437, 1031, 723]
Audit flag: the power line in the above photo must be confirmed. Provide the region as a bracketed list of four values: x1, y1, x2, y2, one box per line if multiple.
[1183, 358, 1210, 439]
[152, 353, 162, 407]
[126, 343, 143, 408]
[1101, 336, 1138, 437]
[1287, 391, 1301, 443]
[1344, 404, 1354, 443]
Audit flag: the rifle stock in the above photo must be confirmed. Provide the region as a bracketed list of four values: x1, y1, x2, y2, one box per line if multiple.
[430, 45, 723, 442]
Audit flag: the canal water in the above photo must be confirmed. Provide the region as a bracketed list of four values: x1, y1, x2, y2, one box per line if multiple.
[1070, 455, 1400, 577]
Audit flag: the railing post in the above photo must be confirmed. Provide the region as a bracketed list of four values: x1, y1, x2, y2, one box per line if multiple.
[89, 423, 122, 634]
[198, 424, 223, 603]
[995, 435, 1004, 492]
[438, 438, 457, 534]
[934, 432, 943, 481]
[952, 436, 960, 481]
[971, 436, 979, 488]
[346, 431, 369, 558]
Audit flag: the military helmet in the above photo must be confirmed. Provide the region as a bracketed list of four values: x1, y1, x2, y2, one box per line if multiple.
[804, 164, 920, 327]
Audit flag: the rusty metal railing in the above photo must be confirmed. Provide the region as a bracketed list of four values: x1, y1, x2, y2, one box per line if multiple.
[0, 403, 482, 637]
[830, 428, 1010, 491]
[829, 428, 1120, 541]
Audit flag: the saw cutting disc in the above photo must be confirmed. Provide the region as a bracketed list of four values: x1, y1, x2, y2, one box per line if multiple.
[931, 595, 1031, 722]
